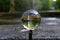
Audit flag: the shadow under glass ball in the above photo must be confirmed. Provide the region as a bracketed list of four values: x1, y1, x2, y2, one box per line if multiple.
[21, 10, 41, 30]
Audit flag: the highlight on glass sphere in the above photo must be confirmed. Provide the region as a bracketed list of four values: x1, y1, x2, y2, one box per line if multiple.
[21, 9, 41, 30]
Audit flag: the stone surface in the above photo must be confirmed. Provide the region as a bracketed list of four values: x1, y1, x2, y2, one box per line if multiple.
[0, 17, 60, 39]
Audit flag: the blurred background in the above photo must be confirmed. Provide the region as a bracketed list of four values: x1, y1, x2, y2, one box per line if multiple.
[0, 0, 60, 12]
[0, 0, 60, 40]
[0, 0, 60, 24]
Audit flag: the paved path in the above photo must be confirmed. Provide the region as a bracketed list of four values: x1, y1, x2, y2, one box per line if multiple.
[0, 17, 60, 39]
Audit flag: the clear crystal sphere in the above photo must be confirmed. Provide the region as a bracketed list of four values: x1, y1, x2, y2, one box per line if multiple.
[21, 10, 41, 30]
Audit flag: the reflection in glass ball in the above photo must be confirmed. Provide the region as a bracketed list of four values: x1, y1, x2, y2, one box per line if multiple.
[21, 10, 41, 30]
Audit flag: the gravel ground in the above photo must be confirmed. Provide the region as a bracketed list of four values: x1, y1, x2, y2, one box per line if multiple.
[0, 17, 60, 39]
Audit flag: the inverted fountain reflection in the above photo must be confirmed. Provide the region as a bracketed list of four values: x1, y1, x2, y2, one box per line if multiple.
[21, 10, 41, 31]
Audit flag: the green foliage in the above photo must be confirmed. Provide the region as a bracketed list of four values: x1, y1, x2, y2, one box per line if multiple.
[40, 0, 49, 10]
[56, 0, 60, 9]
[0, 0, 10, 12]
[15, 0, 29, 12]
[15, 0, 50, 11]
[0, 0, 60, 12]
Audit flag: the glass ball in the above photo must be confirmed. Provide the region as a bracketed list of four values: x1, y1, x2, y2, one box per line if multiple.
[21, 9, 41, 30]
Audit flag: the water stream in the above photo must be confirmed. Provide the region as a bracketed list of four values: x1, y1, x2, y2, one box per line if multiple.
[26, 0, 40, 10]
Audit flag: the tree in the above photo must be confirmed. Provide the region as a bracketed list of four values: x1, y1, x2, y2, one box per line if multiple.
[9, 0, 15, 13]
